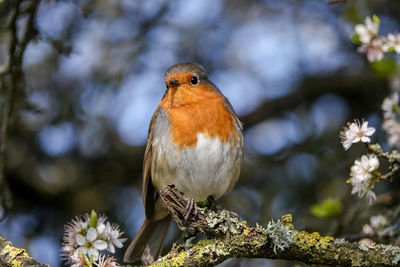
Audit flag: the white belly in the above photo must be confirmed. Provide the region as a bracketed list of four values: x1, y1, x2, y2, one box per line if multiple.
[151, 132, 241, 200]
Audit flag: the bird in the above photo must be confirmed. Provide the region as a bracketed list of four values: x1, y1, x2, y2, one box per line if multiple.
[123, 62, 244, 265]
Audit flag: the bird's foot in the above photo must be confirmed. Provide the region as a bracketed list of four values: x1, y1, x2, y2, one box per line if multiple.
[184, 198, 198, 223]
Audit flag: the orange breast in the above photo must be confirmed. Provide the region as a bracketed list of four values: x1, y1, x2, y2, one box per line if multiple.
[159, 83, 238, 147]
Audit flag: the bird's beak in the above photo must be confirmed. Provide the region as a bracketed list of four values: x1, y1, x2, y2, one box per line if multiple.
[168, 79, 180, 87]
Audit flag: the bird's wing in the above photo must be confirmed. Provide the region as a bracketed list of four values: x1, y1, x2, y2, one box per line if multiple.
[142, 107, 161, 219]
[221, 95, 244, 190]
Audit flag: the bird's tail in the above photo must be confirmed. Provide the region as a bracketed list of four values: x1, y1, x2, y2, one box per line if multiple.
[123, 215, 171, 265]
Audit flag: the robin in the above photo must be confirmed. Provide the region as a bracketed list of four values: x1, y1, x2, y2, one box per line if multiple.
[123, 63, 244, 265]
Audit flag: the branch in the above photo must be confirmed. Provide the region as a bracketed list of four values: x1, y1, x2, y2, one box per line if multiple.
[152, 185, 400, 267]
[240, 74, 387, 129]
[0, 0, 40, 215]
[0, 234, 48, 267]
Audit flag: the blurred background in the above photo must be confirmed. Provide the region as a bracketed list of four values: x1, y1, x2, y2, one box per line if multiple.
[1, 0, 400, 266]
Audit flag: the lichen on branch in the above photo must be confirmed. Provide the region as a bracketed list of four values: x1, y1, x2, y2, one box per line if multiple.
[0, 234, 49, 267]
[152, 185, 400, 267]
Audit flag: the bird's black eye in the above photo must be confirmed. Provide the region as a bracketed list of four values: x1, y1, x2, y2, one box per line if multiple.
[190, 76, 198, 85]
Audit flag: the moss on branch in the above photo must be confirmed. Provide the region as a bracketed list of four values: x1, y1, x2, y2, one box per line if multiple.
[0, 234, 49, 267]
[152, 185, 400, 267]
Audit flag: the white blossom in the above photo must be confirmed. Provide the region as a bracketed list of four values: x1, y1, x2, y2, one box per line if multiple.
[340, 120, 375, 150]
[358, 38, 385, 62]
[363, 215, 388, 234]
[391, 76, 400, 92]
[350, 154, 379, 181]
[73, 246, 100, 262]
[365, 190, 377, 203]
[61, 215, 90, 260]
[382, 118, 400, 147]
[104, 222, 127, 253]
[362, 223, 374, 234]
[97, 220, 106, 235]
[383, 33, 400, 53]
[370, 215, 388, 230]
[351, 179, 375, 201]
[74, 227, 108, 261]
[61, 211, 126, 265]
[95, 217, 126, 253]
[95, 255, 120, 267]
[349, 154, 379, 202]
[381, 92, 400, 147]
[355, 16, 379, 44]
[382, 92, 399, 118]
[70, 253, 87, 267]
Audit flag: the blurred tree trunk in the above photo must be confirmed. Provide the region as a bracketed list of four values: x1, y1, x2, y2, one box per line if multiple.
[0, 0, 39, 215]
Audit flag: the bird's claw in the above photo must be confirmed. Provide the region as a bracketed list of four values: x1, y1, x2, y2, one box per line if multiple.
[183, 198, 198, 223]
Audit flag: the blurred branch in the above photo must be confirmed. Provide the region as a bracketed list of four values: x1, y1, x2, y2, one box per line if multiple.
[240, 74, 387, 129]
[329, 0, 346, 4]
[0, 234, 48, 267]
[344, 200, 400, 243]
[152, 185, 400, 267]
[0, 0, 40, 214]
[367, 143, 400, 180]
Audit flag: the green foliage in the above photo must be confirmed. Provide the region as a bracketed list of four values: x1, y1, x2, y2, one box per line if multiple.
[196, 199, 210, 208]
[387, 47, 397, 53]
[351, 33, 361, 44]
[372, 14, 380, 26]
[370, 58, 398, 79]
[310, 198, 342, 219]
[393, 104, 400, 115]
[344, 1, 362, 24]
[89, 210, 98, 228]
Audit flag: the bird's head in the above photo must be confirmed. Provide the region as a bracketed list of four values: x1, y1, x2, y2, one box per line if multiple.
[161, 63, 220, 108]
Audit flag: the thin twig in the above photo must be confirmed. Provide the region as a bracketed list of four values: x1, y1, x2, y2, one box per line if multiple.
[0, 0, 40, 215]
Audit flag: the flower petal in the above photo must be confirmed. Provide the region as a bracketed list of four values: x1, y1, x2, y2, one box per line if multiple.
[113, 238, 124, 248]
[343, 141, 352, 150]
[97, 223, 106, 235]
[368, 155, 379, 171]
[360, 136, 370, 143]
[364, 127, 375, 136]
[86, 227, 98, 242]
[94, 239, 108, 251]
[73, 246, 87, 258]
[109, 242, 115, 253]
[76, 234, 86, 246]
[88, 247, 99, 261]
